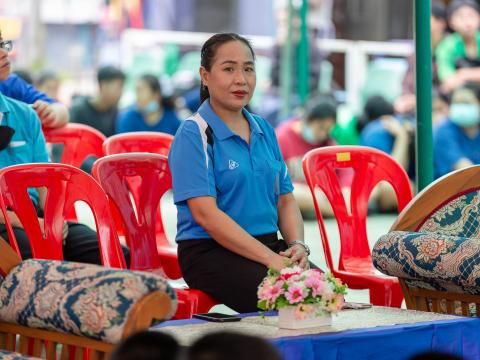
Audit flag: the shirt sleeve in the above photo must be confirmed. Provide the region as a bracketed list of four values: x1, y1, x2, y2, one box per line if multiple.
[29, 108, 49, 162]
[435, 35, 459, 82]
[0, 74, 55, 104]
[115, 110, 134, 134]
[433, 122, 464, 178]
[360, 123, 394, 154]
[267, 121, 294, 195]
[168, 120, 217, 204]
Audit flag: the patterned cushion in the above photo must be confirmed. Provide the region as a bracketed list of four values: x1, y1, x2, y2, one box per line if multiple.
[0, 350, 40, 360]
[373, 231, 480, 294]
[418, 190, 480, 238]
[0, 259, 177, 344]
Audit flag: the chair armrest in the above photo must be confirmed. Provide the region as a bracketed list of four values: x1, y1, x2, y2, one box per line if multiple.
[0, 259, 177, 344]
[373, 231, 480, 294]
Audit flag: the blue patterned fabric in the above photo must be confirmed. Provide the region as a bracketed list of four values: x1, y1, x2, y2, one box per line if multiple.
[373, 231, 480, 294]
[0, 259, 177, 344]
[418, 190, 480, 238]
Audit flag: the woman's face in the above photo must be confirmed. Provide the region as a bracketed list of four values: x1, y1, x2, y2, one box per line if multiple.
[200, 40, 256, 112]
[450, 6, 480, 39]
[135, 79, 160, 110]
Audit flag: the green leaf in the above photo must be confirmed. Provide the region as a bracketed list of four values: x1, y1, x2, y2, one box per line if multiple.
[257, 300, 268, 311]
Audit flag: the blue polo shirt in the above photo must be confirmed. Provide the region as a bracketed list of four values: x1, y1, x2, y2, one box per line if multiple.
[434, 119, 480, 178]
[115, 105, 181, 135]
[360, 119, 393, 154]
[0, 74, 55, 104]
[0, 93, 49, 206]
[169, 100, 294, 241]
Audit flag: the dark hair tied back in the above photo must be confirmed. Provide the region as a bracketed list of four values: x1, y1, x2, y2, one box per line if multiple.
[199, 33, 255, 103]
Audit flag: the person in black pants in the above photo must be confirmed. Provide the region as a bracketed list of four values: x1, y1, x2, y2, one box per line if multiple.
[168, 33, 313, 313]
[0, 89, 129, 266]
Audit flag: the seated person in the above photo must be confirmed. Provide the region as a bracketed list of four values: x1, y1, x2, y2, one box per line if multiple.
[360, 96, 413, 211]
[110, 331, 179, 360]
[395, 0, 447, 114]
[436, 0, 480, 94]
[276, 97, 346, 217]
[188, 331, 282, 360]
[36, 70, 60, 101]
[0, 91, 129, 265]
[434, 85, 480, 178]
[70, 66, 125, 137]
[116, 74, 181, 135]
[0, 30, 68, 128]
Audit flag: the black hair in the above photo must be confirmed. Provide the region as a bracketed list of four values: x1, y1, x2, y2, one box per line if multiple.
[138, 74, 176, 109]
[304, 96, 337, 123]
[200, 32, 256, 103]
[97, 66, 126, 84]
[13, 69, 34, 85]
[431, 1, 447, 21]
[409, 351, 464, 360]
[188, 331, 282, 360]
[356, 95, 394, 132]
[109, 331, 179, 360]
[447, 0, 480, 18]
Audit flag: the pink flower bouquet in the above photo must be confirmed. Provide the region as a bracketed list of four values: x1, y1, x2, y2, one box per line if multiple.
[257, 266, 347, 320]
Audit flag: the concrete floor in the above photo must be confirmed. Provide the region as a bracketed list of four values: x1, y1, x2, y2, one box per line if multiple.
[76, 192, 398, 312]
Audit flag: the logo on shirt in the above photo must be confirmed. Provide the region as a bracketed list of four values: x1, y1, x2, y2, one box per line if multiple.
[228, 160, 239, 170]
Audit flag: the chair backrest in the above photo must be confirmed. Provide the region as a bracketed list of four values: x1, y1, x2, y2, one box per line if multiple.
[43, 123, 106, 167]
[391, 165, 480, 235]
[302, 145, 413, 272]
[103, 132, 174, 156]
[92, 153, 172, 272]
[377, 165, 480, 316]
[0, 163, 126, 268]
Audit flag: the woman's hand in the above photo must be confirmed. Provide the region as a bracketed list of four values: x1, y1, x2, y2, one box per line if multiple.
[280, 244, 309, 269]
[267, 253, 290, 272]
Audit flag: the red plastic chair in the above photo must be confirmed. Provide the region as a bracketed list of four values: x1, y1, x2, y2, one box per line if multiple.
[43, 123, 106, 168]
[0, 163, 126, 268]
[92, 153, 218, 319]
[103, 132, 175, 267]
[103, 132, 173, 157]
[302, 146, 413, 307]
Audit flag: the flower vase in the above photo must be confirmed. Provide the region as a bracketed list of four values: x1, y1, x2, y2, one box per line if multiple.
[278, 304, 332, 329]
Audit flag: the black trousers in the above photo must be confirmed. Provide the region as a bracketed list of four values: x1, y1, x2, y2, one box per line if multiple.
[0, 207, 130, 266]
[178, 233, 314, 313]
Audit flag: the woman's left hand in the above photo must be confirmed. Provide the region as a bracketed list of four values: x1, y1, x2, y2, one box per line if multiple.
[279, 244, 309, 269]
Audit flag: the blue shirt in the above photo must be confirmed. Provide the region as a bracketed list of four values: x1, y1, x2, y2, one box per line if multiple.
[169, 100, 294, 241]
[0, 93, 49, 206]
[0, 74, 55, 104]
[115, 105, 181, 135]
[360, 119, 394, 154]
[434, 119, 480, 178]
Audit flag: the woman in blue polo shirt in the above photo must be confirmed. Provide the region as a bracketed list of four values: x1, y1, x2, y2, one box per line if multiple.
[115, 74, 181, 135]
[168, 33, 310, 313]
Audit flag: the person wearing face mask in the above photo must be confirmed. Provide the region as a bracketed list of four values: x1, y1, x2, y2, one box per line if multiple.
[276, 97, 340, 217]
[115, 74, 181, 135]
[434, 85, 480, 178]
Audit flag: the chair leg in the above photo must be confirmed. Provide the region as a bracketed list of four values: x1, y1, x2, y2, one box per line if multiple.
[369, 282, 404, 308]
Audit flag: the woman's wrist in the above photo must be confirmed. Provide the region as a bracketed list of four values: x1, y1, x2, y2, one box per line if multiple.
[288, 241, 310, 256]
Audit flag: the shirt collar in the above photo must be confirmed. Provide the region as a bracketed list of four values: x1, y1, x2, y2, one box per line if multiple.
[198, 100, 263, 141]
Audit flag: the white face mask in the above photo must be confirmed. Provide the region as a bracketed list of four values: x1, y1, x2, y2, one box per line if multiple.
[142, 101, 160, 115]
[449, 103, 480, 127]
